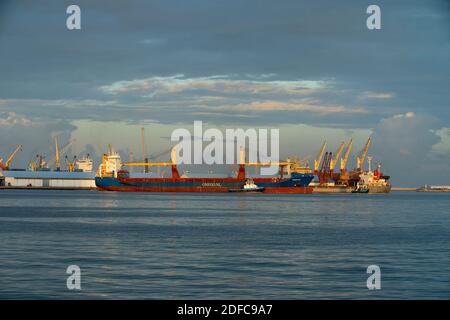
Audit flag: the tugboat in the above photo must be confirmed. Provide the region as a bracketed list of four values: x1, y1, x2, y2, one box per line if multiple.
[229, 179, 265, 193]
[352, 182, 369, 193]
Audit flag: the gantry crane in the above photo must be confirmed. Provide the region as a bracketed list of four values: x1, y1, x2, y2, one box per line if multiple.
[0, 144, 22, 170]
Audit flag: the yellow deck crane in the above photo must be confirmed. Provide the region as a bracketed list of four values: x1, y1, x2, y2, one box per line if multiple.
[54, 137, 61, 171]
[313, 141, 327, 173]
[338, 139, 353, 184]
[141, 127, 149, 173]
[0, 144, 23, 170]
[65, 155, 77, 172]
[340, 139, 353, 172]
[122, 146, 293, 178]
[330, 142, 345, 171]
[357, 137, 371, 171]
[47, 138, 75, 170]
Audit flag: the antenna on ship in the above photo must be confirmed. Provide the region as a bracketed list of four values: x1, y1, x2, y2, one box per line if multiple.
[367, 156, 373, 173]
[128, 151, 133, 173]
[141, 127, 149, 173]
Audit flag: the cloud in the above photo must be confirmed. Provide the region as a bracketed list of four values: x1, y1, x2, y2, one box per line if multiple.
[98, 74, 327, 97]
[0, 112, 32, 126]
[359, 91, 395, 100]
[211, 100, 367, 114]
[0, 113, 77, 169]
[431, 127, 450, 156]
[392, 111, 415, 119]
[95, 74, 372, 122]
[371, 112, 450, 186]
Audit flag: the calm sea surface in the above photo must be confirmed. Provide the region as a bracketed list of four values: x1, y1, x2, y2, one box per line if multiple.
[0, 190, 449, 299]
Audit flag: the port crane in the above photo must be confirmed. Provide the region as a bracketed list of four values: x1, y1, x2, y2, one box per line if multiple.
[55, 137, 61, 171]
[122, 146, 294, 178]
[0, 144, 22, 170]
[318, 152, 333, 185]
[340, 139, 353, 172]
[46, 138, 75, 170]
[330, 142, 345, 171]
[336, 139, 353, 184]
[30, 154, 47, 171]
[357, 137, 371, 171]
[65, 155, 77, 172]
[314, 141, 327, 173]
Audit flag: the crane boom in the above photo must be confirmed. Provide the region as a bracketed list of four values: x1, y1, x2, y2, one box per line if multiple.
[314, 141, 327, 172]
[330, 142, 345, 171]
[47, 138, 75, 168]
[2, 144, 23, 169]
[54, 137, 61, 171]
[141, 127, 146, 161]
[340, 139, 353, 171]
[357, 137, 371, 170]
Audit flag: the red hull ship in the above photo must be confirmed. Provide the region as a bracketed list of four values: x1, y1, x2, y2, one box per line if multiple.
[95, 152, 314, 194]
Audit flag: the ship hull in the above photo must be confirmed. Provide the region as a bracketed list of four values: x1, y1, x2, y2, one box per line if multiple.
[313, 186, 353, 193]
[95, 175, 314, 194]
[368, 184, 392, 193]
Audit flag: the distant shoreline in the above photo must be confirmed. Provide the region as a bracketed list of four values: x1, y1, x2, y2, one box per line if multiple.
[391, 187, 417, 191]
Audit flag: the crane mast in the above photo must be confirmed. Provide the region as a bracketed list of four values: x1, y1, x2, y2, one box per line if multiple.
[357, 137, 371, 170]
[54, 137, 61, 171]
[47, 138, 75, 169]
[314, 141, 327, 172]
[141, 127, 149, 173]
[330, 142, 345, 171]
[340, 139, 353, 171]
[0, 144, 23, 170]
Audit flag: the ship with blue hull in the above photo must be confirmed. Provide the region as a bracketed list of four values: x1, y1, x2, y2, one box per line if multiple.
[95, 150, 314, 194]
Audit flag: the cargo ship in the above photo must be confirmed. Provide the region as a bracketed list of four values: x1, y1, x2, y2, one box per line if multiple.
[95, 149, 314, 194]
[352, 160, 391, 193]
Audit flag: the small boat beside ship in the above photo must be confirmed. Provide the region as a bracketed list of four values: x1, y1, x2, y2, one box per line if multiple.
[351, 183, 369, 193]
[228, 179, 265, 193]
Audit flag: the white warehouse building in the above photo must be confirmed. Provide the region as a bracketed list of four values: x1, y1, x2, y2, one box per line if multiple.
[0, 170, 96, 189]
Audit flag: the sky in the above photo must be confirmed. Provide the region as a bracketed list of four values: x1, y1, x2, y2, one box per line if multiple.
[0, 0, 449, 186]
